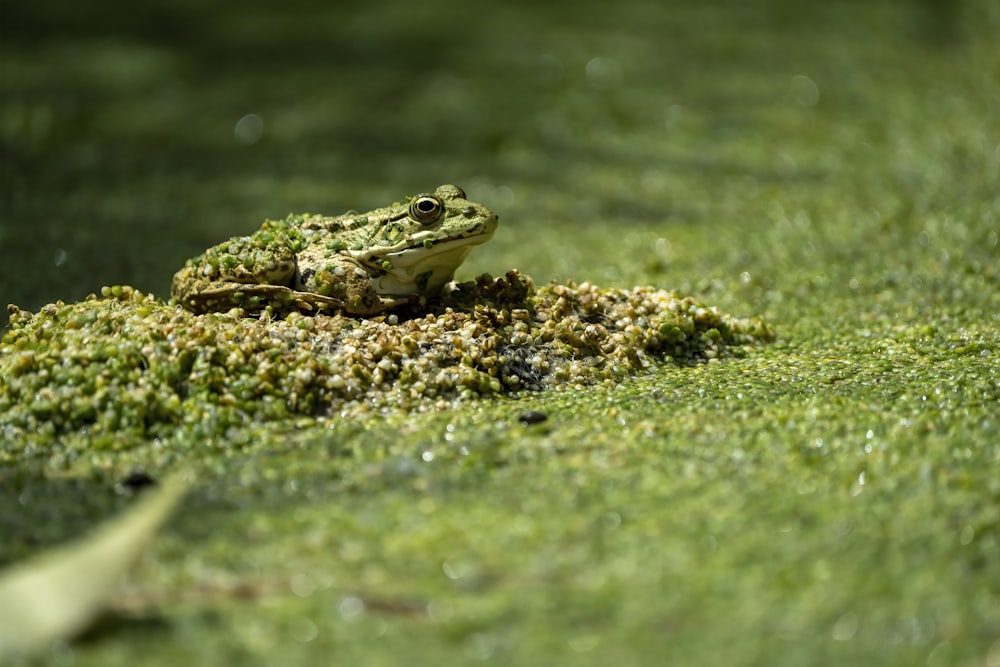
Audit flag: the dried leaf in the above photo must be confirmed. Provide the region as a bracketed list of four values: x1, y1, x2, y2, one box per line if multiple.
[0, 475, 186, 658]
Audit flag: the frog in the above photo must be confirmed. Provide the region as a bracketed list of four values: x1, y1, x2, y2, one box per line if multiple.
[171, 184, 498, 316]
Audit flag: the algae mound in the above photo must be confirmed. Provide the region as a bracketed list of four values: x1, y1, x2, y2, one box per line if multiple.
[0, 272, 773, 447]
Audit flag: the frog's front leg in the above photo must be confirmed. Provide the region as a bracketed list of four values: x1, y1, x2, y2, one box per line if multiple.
[297, 255, 416, 316]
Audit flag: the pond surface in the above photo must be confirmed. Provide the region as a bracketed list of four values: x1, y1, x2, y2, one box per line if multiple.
[3, 1, 1000, 666]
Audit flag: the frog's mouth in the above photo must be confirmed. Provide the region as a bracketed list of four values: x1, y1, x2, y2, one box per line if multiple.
[370, 232, 494, 296]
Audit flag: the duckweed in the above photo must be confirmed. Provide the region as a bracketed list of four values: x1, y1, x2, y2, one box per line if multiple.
[1, 272, 771, 449]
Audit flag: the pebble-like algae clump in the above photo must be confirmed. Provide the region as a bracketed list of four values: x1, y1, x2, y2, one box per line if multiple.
[1, 272, 772, 446]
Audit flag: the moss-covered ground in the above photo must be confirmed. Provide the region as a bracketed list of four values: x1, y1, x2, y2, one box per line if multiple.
[2, 0, 999, 664]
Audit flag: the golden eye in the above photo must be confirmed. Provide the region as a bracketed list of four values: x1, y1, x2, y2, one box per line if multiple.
[409, 195, 444, 225]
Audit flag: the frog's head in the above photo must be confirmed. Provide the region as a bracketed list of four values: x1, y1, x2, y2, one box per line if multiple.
[358, 184, 499, 297]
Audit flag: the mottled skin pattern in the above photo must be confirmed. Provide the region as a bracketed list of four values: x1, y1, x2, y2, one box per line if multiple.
[171, 185, 498, 316]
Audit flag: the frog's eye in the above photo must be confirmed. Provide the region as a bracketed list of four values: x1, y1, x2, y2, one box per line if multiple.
[409, 195, 445, 225]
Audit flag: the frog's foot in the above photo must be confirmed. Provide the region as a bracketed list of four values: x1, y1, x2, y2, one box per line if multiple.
[336, 291, 419, 316]
[286, 290, 347, 312]
[378, 294, 420, 312]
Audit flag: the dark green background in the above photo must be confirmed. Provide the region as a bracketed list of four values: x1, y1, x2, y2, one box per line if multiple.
[3, 0, 981, 310]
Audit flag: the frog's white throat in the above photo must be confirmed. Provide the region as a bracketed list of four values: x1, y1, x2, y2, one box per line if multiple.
[372, 233, 493, 296]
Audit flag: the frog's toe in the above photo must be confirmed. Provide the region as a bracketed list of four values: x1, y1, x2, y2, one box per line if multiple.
[291, 292, 343, 312]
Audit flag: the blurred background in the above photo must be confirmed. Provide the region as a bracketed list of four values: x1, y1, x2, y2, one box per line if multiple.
[2, 0, 996, 311]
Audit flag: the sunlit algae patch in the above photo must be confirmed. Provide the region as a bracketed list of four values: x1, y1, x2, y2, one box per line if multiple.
[1, 271, 772, 443]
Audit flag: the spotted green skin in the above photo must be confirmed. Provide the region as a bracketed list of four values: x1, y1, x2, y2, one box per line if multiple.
[171, 184, 498, 316]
